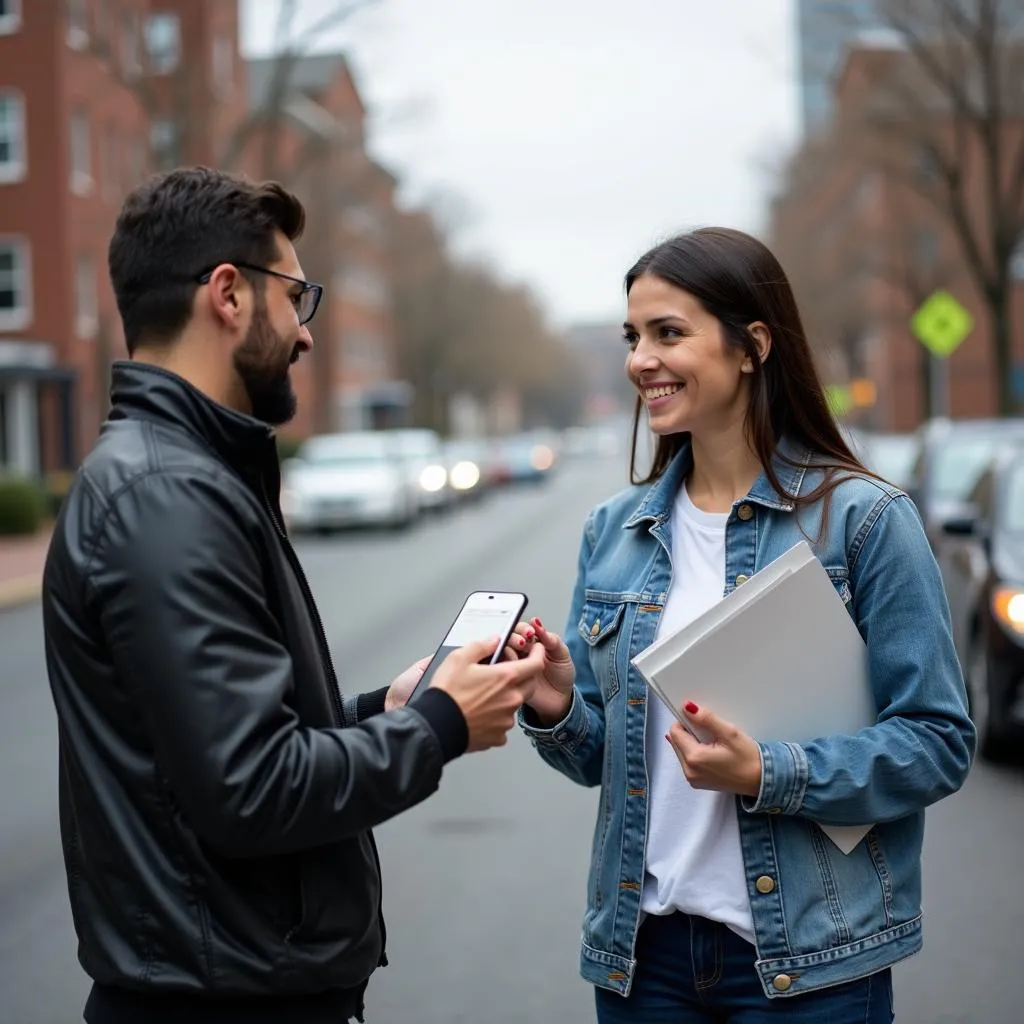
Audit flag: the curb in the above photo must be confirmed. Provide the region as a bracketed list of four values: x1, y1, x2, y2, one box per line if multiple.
[0, 573, 42, 610]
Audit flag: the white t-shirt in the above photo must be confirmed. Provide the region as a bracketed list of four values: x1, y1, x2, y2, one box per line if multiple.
[639, 483, 755, 945]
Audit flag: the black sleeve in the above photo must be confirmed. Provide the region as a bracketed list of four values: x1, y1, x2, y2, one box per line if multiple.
[89, 470, 462, 858]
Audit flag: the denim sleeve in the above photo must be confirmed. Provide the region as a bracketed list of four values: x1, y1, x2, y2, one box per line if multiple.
[745, 492, 976, 824]
[517, 511, 606, 788]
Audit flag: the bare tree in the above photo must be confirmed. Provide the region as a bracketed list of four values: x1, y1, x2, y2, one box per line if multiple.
[846, 0, 1024, 414]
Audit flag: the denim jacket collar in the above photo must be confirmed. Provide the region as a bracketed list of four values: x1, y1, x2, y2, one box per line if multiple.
[623, 435, 814, 529]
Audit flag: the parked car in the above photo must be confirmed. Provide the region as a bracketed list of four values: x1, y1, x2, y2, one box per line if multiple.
[491, 432, 558, 485]
[384, 428, 453, 513]
[936, 446, 1024, 762]
[443, 438, 493, 502]
[905, 417, 1024, 547]
[856, 431, 919, 490]
[281, 432, 418, 533]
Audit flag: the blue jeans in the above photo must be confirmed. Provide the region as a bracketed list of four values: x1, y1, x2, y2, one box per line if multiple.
[595, 913, 894, 1023]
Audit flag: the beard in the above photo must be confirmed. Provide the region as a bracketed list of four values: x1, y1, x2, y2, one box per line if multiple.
[233, 298, 300, 426]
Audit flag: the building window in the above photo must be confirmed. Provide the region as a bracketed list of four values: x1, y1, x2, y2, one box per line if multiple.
[126, 134, 146, 190]
[121, 11, 141, 78]
[0, 0, 22, 36]
[1012, 236, 1024, 282]
[0, 238, 31, 330]
[145, 13, 181, 74]
[337, 265, 391, 310]
[76, 254, 98, 338]
[100, 125, 119, 200]
[67, 0, 89, 49]
[69, 109, 92, 194]
[913, 227, 938, 271]
[150, 119, 179, 171]
[0, 91, 26, 183]
[212, 33, 234, 96]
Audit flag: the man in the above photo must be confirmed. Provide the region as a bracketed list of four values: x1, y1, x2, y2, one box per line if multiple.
[42, 167, 545, 1024]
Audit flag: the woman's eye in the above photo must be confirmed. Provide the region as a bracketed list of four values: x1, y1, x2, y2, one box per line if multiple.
[660, 326, 682, 339]
[622, 332, 639, 348]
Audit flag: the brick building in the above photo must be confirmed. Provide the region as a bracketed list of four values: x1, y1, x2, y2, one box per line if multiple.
[0, 1, 404, 478]
[247, 53, 407, 441]
[770, 39, 1024, 431]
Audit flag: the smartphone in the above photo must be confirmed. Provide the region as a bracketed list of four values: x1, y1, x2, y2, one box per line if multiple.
[408, 591, 529, 703]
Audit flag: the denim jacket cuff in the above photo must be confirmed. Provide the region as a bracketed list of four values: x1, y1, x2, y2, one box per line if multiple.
[741, 740, 808, 816]
[517, 688, 588, 754]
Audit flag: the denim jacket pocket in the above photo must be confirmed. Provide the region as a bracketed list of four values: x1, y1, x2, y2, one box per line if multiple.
[826, 568, 853, 608]
[577, 594, 626, 700]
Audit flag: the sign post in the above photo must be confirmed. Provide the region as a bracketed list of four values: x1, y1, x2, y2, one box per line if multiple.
[910, 290, 973, 418]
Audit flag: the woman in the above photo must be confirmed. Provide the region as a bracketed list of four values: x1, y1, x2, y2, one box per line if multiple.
[513, 228, 975, 1022]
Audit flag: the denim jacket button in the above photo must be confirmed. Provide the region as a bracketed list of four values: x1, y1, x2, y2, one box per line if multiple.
[735, 574, 749, 586]
[755, 875, 776, 894]
[737, 504, 754, 521]
[555, 731, 568, 742]
[590, 620, 601, 637]
[772, 974, 793, 992]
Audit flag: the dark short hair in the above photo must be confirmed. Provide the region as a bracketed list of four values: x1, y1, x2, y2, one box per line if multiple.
[108, 166, 306, 354]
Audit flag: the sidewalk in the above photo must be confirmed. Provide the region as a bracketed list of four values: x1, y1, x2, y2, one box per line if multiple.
[0, 527, 51, 610]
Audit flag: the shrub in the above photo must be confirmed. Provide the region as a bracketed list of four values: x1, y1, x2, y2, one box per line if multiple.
[0, 477, 47, 536]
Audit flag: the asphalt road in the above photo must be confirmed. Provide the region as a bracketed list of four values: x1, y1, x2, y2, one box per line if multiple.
[0, 454, 1022, 1023]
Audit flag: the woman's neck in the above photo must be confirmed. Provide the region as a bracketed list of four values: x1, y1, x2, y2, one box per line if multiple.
[685, 431, 765, 514]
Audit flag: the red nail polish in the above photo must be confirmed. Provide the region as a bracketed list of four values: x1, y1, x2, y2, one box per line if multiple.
[525, 631, 535, 641]
[533, 617, 543, 628]
[684, 701, 699, 714]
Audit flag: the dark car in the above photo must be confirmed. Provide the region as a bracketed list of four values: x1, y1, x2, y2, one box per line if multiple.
[936, 447, 1024, 762]
[905, 417, 1024, 548]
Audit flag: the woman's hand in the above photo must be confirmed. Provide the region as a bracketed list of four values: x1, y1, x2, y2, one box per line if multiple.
[666, 701, 762, 798]
[385, 657, 431, 712]
[506, 618, 575, 726]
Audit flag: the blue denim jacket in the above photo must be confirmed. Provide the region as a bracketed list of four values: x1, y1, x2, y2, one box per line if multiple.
[521, 439, 975, 999]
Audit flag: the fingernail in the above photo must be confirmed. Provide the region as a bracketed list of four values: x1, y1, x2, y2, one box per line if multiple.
[525, 630, 535, 640]
[684, 701, 699, 714]
[664, 733, 671, 742]
[533, 618, 543, 629]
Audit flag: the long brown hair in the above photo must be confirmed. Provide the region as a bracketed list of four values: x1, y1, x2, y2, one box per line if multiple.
[626, 227, 868, 510]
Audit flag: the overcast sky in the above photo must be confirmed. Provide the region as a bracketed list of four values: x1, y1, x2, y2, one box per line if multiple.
[242, 0, 801, 328]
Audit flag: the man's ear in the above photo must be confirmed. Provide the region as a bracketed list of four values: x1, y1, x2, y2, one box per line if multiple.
[204, 264, 244, 330]
[741, 322, 772, 373]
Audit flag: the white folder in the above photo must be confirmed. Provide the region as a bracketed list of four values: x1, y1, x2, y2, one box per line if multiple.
[631, 541, 876, 854]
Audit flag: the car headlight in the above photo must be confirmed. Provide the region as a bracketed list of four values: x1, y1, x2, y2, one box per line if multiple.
[418, 464, 448, 492]
[449, 460, 480, 490]
[530, 444, 555, 471]
[992, 587, 1024, 635]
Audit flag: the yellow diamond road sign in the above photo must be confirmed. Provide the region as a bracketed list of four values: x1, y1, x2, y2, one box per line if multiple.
[911, 290, 973, 359]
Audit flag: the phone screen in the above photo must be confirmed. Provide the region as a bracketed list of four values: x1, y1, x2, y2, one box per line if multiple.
[408, 591, 529, 702]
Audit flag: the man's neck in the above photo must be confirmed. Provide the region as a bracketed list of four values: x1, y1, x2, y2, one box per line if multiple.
[132, 344, 249, 417]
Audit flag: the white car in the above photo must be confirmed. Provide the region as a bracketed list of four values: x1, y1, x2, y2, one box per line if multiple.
[384, 428, 453, 513]
[281, 433, 419, 533]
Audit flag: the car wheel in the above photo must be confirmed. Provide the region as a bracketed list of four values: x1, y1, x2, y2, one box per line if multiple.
[968, 639, 1013, 763]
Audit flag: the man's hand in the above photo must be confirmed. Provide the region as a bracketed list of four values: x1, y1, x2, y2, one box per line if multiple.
[386, 657, 432, 712]
[666, 702, 762, 798]
[429, 637, 545, 752]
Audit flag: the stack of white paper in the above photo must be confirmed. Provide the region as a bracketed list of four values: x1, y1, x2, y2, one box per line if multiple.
[631, 541, 876, 854]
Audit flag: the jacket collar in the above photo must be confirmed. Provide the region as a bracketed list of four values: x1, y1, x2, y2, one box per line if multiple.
[107, 360, 278, 468]
[624, 434, 813, 529]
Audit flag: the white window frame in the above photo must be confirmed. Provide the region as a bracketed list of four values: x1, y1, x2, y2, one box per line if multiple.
[0, 0, 22, 36]
[75, 253, 98, 339]
[0, 236, 32, 331]
[69, 108, 93, 194]
[145, 12, 181, 75]
[150, 118, 178, 171]
[66, 0, 89, 50]
[0, 90, 26, 184]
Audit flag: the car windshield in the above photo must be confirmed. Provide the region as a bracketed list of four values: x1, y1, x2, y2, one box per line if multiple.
[299, 440, 391, 466]
[932, 434, 1023, 502]
[1005, 464, 1024, 531]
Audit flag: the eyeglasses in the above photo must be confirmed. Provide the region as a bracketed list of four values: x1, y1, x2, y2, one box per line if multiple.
[196, 262, 323, 326]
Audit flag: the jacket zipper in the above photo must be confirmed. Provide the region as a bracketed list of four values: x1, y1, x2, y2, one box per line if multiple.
[260, 477, 388, 966]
